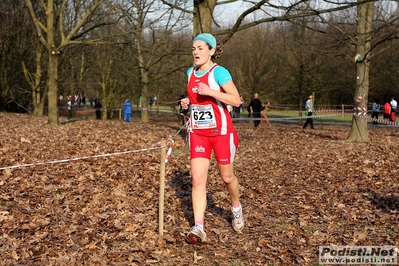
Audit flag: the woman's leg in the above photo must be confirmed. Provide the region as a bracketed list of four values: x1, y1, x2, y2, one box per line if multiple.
[218, 163, 240, 207]
[219, 162, 244, 232]
[190, 158, 210, 225]
[186, 157, 210, 243]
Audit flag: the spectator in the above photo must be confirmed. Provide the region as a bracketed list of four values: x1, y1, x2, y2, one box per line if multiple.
[240, 96, 245, 112]
[94, 99, 102, 119]
[390, 97, 397, 122]
[232, 105, 241, 119]
[123, 99, 133, 122]
[383, 100, 391, 121]
[149, 97, 153, 110]
[371, 99, 380, 125]
[75, 94, 79, 107]
[248, 93, 262, 128]
[82, 95, 86, 108]
[303, 95, 315, 130]
[67, 98, 72, 119]
[89, 97, 94, 108]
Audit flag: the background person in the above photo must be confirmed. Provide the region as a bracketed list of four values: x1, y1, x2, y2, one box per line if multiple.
[123, 99, 132, 122]
[149, 97, 153, 110]
[180, 33, 244, 244]
[240, 96, 245, 112]
[383, 100, 391, 121]
[94, 99, 102, 119]
[371, 99, 380, 125]
[259, 101, 271, 127]
[248, 93, 262, 128]
[390, 97, 397, 122]
[232, 105, 241, 119]
[303, 95, 315, 130]
[67, 97, 72, 119]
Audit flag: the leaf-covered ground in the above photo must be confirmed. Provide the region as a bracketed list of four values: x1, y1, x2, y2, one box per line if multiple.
[0, 112, 398, 266]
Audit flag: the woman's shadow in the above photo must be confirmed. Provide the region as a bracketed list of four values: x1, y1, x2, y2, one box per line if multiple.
[170, 168, 230, 225]
[364, 190, 399, 213]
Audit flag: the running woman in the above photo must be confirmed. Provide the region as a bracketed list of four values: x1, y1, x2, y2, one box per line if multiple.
[180, 33, 244, 244]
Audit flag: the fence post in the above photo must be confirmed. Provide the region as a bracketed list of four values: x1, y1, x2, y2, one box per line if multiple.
[158, 139, 166, 237]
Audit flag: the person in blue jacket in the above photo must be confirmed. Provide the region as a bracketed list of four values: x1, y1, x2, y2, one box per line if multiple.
[123, 99, 133, 122]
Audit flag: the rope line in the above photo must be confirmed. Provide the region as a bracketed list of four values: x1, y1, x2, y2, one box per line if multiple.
[234, 113, 354, 121]
[0, 127, 183, 171]
[354, 114, 399, 126]
[1, 109, 395, 170]
[0, 146, 163, 171]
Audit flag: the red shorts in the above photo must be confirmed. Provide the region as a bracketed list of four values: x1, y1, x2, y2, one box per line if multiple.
[189, 131, 239, 165]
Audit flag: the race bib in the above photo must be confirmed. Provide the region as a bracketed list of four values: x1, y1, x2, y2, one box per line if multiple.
[191, 104, 216, 129]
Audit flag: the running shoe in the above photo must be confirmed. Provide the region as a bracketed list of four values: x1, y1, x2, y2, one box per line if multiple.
[186, 225, 207, 244]
[231, 206, 244, 232]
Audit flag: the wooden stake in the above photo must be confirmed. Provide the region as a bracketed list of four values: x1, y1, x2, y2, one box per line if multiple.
[158, 139, 166, 236]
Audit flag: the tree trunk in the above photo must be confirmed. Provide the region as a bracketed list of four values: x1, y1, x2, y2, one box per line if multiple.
[22, 49, 47, 116]
[46, 0, 59, 126]
[137, 33, 149, 123]
[140, 68, 150, 123]
[24, 0, 105, 125]
[346, 1, 374, 142]
[47, 52, 59, 126]
[193, 0, 217, 35]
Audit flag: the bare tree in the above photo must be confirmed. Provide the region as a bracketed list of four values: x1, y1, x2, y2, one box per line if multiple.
[346, 1, 375, 142]
[24, 0, 119, 126]
[119, 0, 191, 122]
[175, 0, 399, 142]
[185, 0, 368, 44]
[312, 1, 399, 142]
[21, 39, 48, 116]
[0, 0, 35, 112]
[223, 26, 279, 101]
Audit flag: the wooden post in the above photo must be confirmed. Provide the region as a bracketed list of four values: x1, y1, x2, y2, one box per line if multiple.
[119, 109, 122, 120]
[158, 139, 166, 236]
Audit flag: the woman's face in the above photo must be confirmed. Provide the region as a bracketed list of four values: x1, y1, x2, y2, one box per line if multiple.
[192, 40, 213, 66]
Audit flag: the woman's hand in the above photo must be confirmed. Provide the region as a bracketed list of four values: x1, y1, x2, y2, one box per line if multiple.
[197, 82, 212, 96]
[180, 97, 190, 110]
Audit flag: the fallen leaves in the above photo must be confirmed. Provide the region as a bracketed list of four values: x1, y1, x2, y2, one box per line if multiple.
[0, 112, 398, 265]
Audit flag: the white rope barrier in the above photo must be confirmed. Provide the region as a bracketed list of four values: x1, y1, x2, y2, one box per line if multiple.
[0, 138, 176, 170]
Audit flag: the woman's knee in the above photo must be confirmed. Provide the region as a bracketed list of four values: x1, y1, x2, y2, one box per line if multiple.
[191, 174, 207, 187]
[221, 173, 236, 184]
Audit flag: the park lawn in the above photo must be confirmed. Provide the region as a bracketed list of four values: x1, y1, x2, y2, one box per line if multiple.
[240, 110, 356, 123]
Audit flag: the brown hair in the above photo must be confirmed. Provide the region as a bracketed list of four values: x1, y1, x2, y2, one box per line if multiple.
[207, 39, 223, 59]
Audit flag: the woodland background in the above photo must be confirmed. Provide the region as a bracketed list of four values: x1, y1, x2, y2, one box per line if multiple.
[0, 111, 398, 265]
[1, 0, 399, 119]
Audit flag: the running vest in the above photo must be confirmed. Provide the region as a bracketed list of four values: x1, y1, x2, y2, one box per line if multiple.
[187, 64, 235, 136]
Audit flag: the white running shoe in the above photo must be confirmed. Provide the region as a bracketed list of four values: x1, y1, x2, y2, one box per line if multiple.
[231, 206, 244, 232]
[186, 225, 207, 244]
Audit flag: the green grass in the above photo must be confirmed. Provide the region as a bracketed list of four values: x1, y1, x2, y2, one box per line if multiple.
[241, 110, 355, 123]
[153, 105, 376, 124]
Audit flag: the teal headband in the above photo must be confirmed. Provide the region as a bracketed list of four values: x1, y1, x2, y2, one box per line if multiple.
[194, 33, 216, 49]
